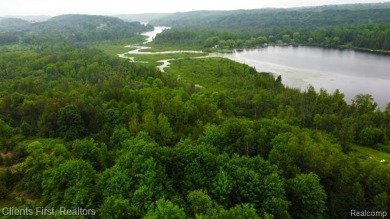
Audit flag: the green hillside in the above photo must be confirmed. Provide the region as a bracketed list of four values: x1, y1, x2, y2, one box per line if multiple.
[0, 14, 153, 44]
[150, 3, 390, 30]
[0, 18, 31, 32]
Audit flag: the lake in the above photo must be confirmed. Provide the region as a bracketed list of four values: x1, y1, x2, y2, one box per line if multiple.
[143, 26, 170, 43]
[217, 46, 390, 108]
[141, 27, 390, 108]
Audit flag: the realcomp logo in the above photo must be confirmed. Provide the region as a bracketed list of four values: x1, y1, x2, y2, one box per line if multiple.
[351, 210, 388, 218]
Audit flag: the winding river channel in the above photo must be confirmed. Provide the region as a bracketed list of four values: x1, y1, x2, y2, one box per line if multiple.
[124, 27, 390, 108]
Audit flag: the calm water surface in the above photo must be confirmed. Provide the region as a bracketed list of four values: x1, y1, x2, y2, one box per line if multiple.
[220, 46, 390, 108]
[143, 26, 170, 43]
[142, 27, 390, 108]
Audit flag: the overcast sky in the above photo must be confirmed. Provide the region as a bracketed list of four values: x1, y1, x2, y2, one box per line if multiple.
[1, 0, 386, 16]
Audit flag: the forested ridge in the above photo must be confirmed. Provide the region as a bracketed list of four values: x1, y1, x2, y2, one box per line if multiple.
[0, 18, 31, 32]
[0, 14, 152, 45]
[153, 23, 390, 51]
[0, 10, 389, 219]
[150, 3, 390, 52]
[149, 2, 390, 28]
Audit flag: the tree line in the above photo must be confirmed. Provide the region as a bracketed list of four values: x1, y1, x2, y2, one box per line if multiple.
[154, 23, 390, 51]
[150, 4, 390, 30]
[150, 3, 390, 52]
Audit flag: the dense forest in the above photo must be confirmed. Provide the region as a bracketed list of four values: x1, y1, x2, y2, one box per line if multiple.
[0, 14, 152, 45]
[153, 23, 390, 51]
[0, 8, 389, 219]
[149, 2, 390, 29]
[0, 18, 31, 32]
[150, 3, 390, 52]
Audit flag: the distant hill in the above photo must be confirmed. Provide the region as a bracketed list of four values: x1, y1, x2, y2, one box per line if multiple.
[302, 2, 390, 11]
[0, 17, 31, 32]
[149, 10, 228, 27]
[114, 13, 170, 23]
[6, 15, 51, 22]
[0, 14, 153, 42]
[30, 14, 154, 42]
[40, 14, 151, 32]
[149, 2, 390, 30]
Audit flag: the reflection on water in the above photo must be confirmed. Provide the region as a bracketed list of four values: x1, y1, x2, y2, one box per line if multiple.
[142, 26, 170, 43]
[124, 27, 390, 108]
[218, 46, 390, 108]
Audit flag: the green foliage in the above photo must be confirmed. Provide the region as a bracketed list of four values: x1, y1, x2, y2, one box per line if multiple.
[0, 119, 15, 150]
[197, 204, 260, 219]
[0, 173, 9, 199]
[218, 204, 260, 219]
[0, 17, 389, 218]
[151, 6, 390, 51]
[352, 94, 378, 115]
[372, 192, 390, 212]
[282, 34, 291, 43]
[156, 113, 174, 145]
[110, 126, 131, 149]
[198, 124, 228, 152]
[269, 130, 345, 179]
[358, 127, 384, 147]
[41, 159, 97, 208]
[97, 165, 133, 199]
[154, 29, 200, 45]
[366, 164, 390, 196]
[287, 173, 327, 219]
[57, 105, 85, 140]
[71, 138, 105, 170]
[99, 196, 131, 218]
[144, 198, 187, 219]
[151, 4, 390, 30]
[225, 156, 289, 216]
[104, 108, 120, 126]
[187, 190, 213, 216]
[0, 32, 20, 46]
[20, 14, 153, 44]
[18, 140, 69, 194]
[211, 170, 233, 206]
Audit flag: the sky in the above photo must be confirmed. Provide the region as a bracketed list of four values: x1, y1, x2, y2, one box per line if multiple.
[1, 0, 387, 17]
